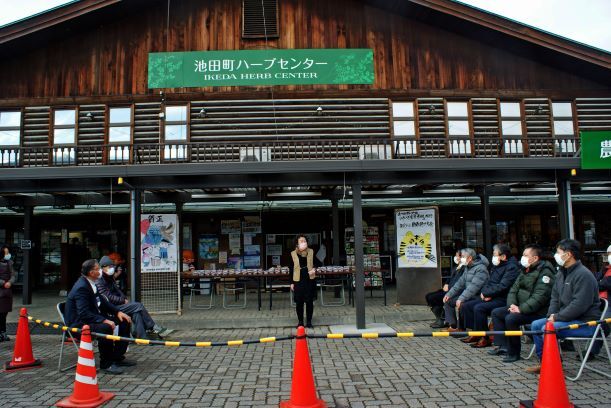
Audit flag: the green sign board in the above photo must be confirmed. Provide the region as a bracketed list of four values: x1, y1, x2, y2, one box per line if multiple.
[580, 130, 611, 169]
[148, 48, 374, 88]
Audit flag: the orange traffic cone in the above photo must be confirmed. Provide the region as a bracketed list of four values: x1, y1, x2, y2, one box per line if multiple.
[280, 326, 326, 408]
[56, 325, 115, 408]
[4, 307, 42, 371]
[519, 321, 575, 408]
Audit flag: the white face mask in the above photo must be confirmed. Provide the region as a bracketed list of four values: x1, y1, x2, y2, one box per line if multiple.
[608, 255, 611, 265]
[3, 254, 10, 261]
[520, 256, 530, 268]
[104, 267, 115, 276]
[453, 256, 460, 265]
[459, 257, 468, 266]
[298, 242, 307, 251]
[554, 252, 567, 267]
[492, 256, 500, 266]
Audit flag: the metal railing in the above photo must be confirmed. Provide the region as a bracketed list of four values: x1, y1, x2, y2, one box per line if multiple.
[0, 136, 580, 168]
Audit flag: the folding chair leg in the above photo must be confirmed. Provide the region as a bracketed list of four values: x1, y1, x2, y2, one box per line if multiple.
[58, 332, 79, 372]
[566, 327, 611, 381]
[525, 343, 536, 360]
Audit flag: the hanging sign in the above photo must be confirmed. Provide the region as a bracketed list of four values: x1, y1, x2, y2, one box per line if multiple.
[395, 208, 439, 269]
[148, 48, 374, 88]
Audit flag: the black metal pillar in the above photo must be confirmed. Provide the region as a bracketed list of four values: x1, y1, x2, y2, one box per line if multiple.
[558, 179, 574, 239]
[352, 183, 366, 329]
[481, 186, 493, 257]
[130, 189, 142, 302]
[22, 206, 33, 305]
[332, 197, 340, 265]
[176, 201, 184, 313]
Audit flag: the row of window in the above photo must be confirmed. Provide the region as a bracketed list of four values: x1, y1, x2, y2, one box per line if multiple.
[0, 101, 578, 147]
[392, 101, 576, 138]
[0, 106, 189, 147]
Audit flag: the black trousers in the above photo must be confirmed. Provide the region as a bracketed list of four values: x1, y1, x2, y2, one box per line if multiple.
[491, 307, 543, 357]
[295, 301, 314, 325]
[425, 289, 445, 308]
[0, 312, 6, 333]
[88, 320, 130, 368]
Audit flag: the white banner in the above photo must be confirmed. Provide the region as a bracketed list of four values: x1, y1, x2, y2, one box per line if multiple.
[140, 214, 179, 273]
[395, 208, 438, 268]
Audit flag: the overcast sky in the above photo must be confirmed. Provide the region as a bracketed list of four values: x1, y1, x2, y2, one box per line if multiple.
[0, 0, 609, 52]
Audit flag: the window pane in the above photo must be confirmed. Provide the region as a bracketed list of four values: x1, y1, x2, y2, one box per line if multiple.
[448, 120, 469, 136]
[164, 144, 187, 160]
[54, 109, 76, 126]
[393, 121, 415, 136]
[502, 120, 522, 136]
[166, 106, 187, 122]
[0, 130, 20, 145]
[54, 128, 75, 144]
[165, 124, 187, 141]
[446, 102, 468, 117]
[500, 102, 521, 117]
[0, 111, 21, 127]
[109, 107, 131, 124]
[392, 102, 414, 118]
[552, 102, 573, 118]
[109, 126, 131, 143]
[553, 120, 574, 136]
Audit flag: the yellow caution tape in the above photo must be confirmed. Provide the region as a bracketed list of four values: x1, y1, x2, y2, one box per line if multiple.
[327, 333, 344, 339]
[196, 342, 212, 347]
[397, 332, 414, 338]
[432, 332, 450, 337]
[362, 333, 379, 339]
[135, 339, 150, 345]
[227, 340, 244, 346]
[504, 331, 523, 337]
[164, 341, 181, 347]
[260, 337, 276, 343]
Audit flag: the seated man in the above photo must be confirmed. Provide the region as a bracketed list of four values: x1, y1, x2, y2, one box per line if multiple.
[489, 244, 555, 362]
[96, 256, 172, 339]
[591, 243, 611, 358]
[425, 250, 463, 328]
[461, 244, 520, 348]
[526, 239, 601, 374]
[443, 248, 489, 332]
[65, 259, 134, 375]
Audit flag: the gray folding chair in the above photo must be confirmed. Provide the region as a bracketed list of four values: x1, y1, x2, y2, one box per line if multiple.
[222, 280, 247, 309]
[56, 302, 79, 372]
[564, 298, 611, 381]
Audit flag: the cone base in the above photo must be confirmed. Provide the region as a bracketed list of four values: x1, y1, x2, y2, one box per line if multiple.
[279, 398, 327, 408]
[519, 400, 577, 408]
[4, 359, 42, 371]
[56, 391, 115, 408]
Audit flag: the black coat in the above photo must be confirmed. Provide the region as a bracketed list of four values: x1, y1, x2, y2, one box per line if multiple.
[65, 276, 120, 327]
[0, 259, 15, 314]
[96, 274, 127, 305]
[481, 259, 520, 300]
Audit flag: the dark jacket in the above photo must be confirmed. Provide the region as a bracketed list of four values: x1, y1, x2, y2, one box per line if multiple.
[0, 259, 15, 314]
[548, 261, 600, 322]
[481, 258, 520, 300]
[65, 276, 120, 327]
[96, 274, 127, 305]
[507, 260, 555, 316]
[595, 265, 611, 299]
[447, 264, 464, 290]
[446, 255, 490, 302]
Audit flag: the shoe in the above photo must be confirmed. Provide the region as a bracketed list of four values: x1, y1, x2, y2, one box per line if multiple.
[446, 327, 461, 333]
[525, 365, 541, 374]
[460, 336, 480, 344]
[101, 363, 124, 375]
[115, 359, 137, 367]
[471, 337, 492, 348]
[306, 322, 314, 329]
[158, 328, 174, 338]
[487, 347, 507, 356]
[430, 320, 446, 329]
[502, 355, 521, 363]
[297, 322, 304, 328]
[0, 332, 9, 342]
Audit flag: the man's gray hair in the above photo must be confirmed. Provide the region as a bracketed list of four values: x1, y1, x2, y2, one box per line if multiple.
[461, 248, 477, 259]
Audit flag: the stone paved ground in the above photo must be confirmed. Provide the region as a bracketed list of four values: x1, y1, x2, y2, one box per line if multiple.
[1, 320, 609, 407]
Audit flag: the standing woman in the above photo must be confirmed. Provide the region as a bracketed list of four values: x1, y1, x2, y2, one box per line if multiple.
[0, 245, 16, 341]
[290, 235, 317, 328]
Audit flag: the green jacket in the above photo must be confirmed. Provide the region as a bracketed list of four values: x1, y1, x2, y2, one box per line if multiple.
[506, 260, 555, 316]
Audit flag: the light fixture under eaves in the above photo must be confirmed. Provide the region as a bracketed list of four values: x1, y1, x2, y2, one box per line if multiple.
[422, 188, 474, 194]
[267, 191, 322, 197]
[191, 193, 246, 199]
[349, 190, 403, 195]
[580, 186, 611, 191]
[509, 187, 557, 193]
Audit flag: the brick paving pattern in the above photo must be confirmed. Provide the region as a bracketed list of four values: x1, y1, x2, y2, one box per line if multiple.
[1, 320, 609, 407]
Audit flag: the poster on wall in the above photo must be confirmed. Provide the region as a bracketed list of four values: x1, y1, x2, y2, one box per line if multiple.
[199, 235, 219, 260]
[221, 220, 241, 234]
[243, 255, 260, 268]
[266, 244, 282, 256]
[395, 208, 439, 269]
[242, 216, 261, 233]
[229, 233, 241, 255]
[140, 214, 179, 273]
